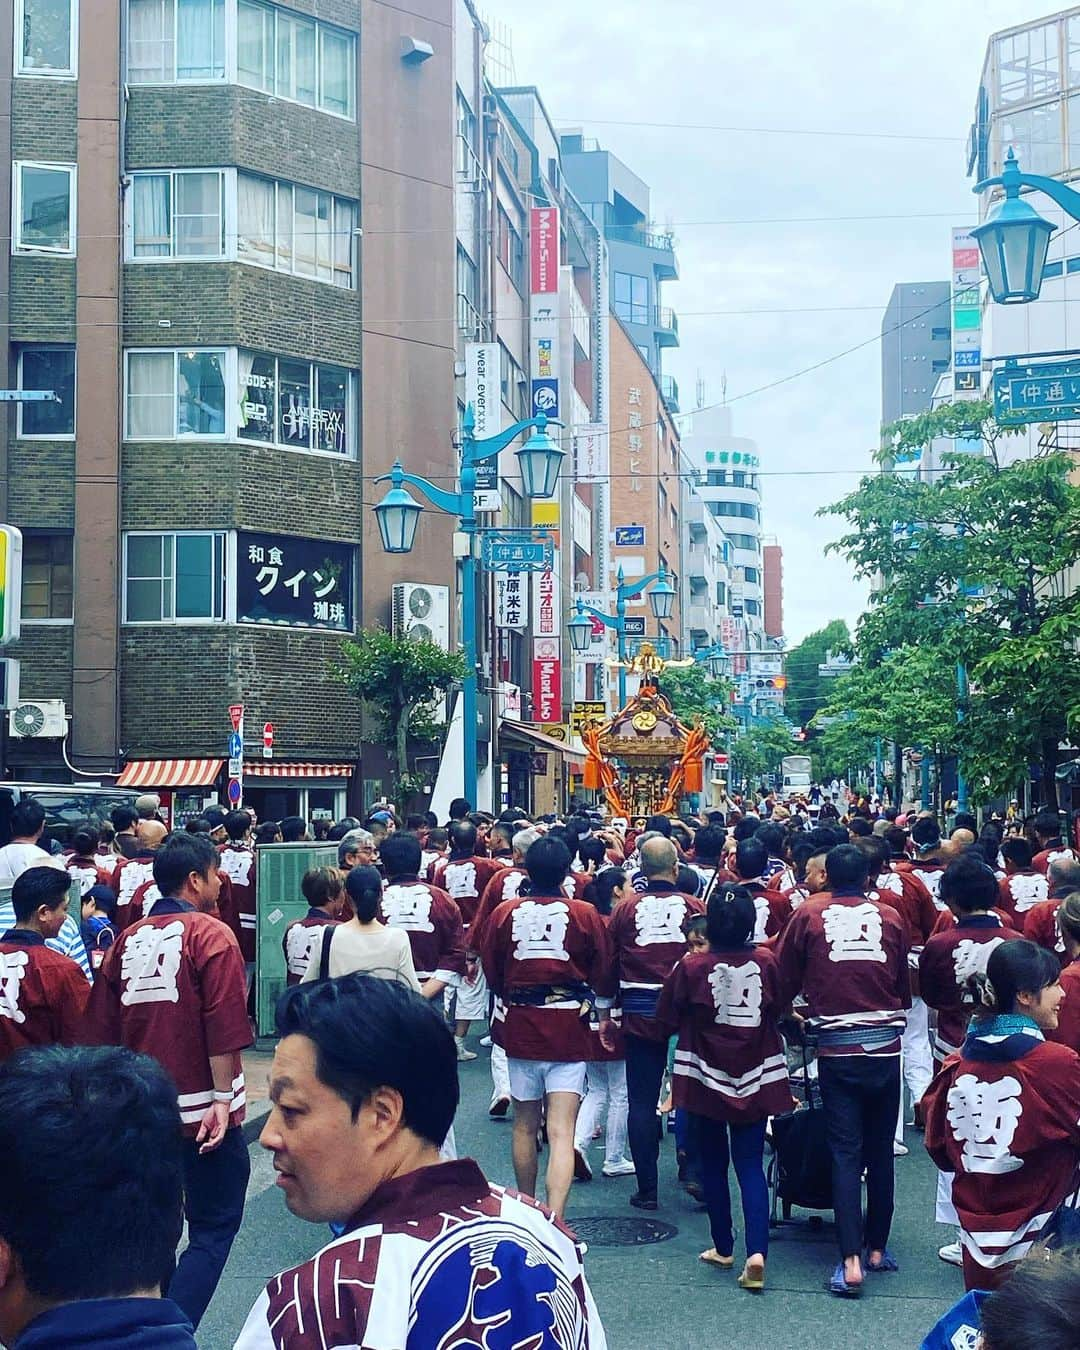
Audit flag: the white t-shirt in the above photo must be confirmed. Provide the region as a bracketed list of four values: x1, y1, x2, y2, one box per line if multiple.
[0, 842, 66, 888]
[301, 922, 422, 992]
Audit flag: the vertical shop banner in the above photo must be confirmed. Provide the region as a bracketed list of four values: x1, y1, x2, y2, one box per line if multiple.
[952, 227, 982, 399]
[574, 423, 609, 484]
[495, 572, 528, 630]
[530, 207, 562, 446]
[532, 637, 562, 723]
[466, 342, 502, 511]
[530, 208, 559, 294]
[532, 563, 560, 637]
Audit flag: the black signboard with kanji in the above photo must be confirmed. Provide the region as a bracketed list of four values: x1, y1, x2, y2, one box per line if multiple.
[236, 531, 354, 631]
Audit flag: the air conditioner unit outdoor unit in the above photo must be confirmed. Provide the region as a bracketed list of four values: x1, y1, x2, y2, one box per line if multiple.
[9, 699, 67, 739]
[391, 583, 451, 652]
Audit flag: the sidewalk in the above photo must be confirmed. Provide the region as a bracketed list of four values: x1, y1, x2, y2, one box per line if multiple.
[241, 1042, 276, 1143]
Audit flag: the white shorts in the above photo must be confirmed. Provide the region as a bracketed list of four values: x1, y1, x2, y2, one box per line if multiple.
[445, 971, 489, 1022]
[508, 1057, 587, 1102]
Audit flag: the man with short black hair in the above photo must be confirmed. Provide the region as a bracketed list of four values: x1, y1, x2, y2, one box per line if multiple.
[898, 817, 950, 909]
[776, 844, 910, 1296]
[998, 836, 1048, 921]
[0, 1045, 197, 1348]
[0, 806, 89, 982]
[733, 838, 791, 941]
[279, 815, 308, 844]
[0, 867, 89, 1063]
[1032, 809, 1077, 874]
[85, 833, 251, 1329]
[237, 976, 605, 1348]
[480, 838, 613, 1220]
[379, 832, 465, 1001]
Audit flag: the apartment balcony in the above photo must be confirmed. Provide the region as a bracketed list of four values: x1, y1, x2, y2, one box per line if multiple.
[655, 306, 679, 348]
[686, 542, 709, 583]
[687, 597, 715, 634]
[661, 373, 680, 414]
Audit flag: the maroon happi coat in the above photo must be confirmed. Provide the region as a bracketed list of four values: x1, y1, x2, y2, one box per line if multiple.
[775, 891, 910, 1056]
[219, 843, 257, 962]
[875, 868, 938, 948]
[429, 855, 506, 933]
[379, 876, 466, 983]
[282, 911, 340, 985]
[1023, 898, 1069, 967]
[480, 891, 614, 1062]
[924, 1029, 1080, 1290]
[471, 867, 577, 950]
[997, 869, 1049, 924]
[918, 915, 1025, 1061]
[84, 898, 251, 1137]
[607, 884, 705, 1040]
[0, 932, 89, 1062]
[656, 945, 794, 1124]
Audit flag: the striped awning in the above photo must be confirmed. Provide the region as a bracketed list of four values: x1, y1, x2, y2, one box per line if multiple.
[117, 758, 224, 789]
[243, 762, 354, 779]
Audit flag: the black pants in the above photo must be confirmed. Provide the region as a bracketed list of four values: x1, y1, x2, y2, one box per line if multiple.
[624, 1032, 669, 1198]
[818, 1055, 900, 1260]
[168, 1126, 250, 1329]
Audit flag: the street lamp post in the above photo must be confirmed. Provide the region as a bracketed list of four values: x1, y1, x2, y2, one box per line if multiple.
[373, 407, 565, 810]
[566, 565, 676, 707]
[973, 148, 1080, 304]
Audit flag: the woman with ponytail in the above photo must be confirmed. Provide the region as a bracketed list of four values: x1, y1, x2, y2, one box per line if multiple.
[656, 884, 794, 1292]
[923, 939, 1080, 1291]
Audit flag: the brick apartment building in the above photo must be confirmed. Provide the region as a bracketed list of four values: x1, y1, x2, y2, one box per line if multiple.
[1, 0, 456, 820]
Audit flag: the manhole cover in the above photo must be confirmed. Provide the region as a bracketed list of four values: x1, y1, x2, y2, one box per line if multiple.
[568, 1216, 678, 1248]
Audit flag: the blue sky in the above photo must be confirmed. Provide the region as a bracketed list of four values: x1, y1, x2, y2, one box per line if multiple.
[492, 0, 1059, 641]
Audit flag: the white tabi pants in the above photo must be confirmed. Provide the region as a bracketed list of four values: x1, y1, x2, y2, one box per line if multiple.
[574, 1061, 629, 1166]
[896, 996, 933, 1143]
[935, 1168, 958, 1227]
[490, 1043, 511, 1103]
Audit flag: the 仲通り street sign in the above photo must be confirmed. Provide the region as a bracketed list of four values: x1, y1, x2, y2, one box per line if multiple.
[993, 357, 1080, 426]
[481, 536, 554, 573]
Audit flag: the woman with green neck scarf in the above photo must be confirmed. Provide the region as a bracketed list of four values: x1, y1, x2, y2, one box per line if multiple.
[923, 939, 1080, 1292]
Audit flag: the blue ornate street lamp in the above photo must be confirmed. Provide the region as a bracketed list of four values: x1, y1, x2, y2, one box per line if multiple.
[373, 407, 564, 808]
[691, 642, 731, 680]
[973, 148, 1068, 304]
[567, 565, 678, 707]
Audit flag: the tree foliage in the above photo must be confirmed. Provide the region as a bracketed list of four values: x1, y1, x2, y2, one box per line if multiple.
[658, 664, 736, 741]
[822, 399, 1080, 805]
[730, 717, 797, 787]
[334, 628, 468, 807]
[783, 619, 851, 729]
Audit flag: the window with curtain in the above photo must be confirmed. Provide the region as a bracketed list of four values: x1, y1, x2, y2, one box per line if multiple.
[126, 349, 225, 438]
[18, 0, 76, 74]
[124, 531, 224, 622]
[131, 171, 224, 258]
[18, 347, 75, 436]
[236, 0, 354, 116]
[238, 173, 355, 285]
[127, 0, 222, 81]
[22, 535, 73, 619]
[14, 163, 74, 253]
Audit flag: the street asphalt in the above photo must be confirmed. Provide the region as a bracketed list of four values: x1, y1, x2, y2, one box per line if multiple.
[200, 1049, 962, 1349]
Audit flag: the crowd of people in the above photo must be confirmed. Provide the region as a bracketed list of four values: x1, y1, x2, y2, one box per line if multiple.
[1, 786, 1080, 1345]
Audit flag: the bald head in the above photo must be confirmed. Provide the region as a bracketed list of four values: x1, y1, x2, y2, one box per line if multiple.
[950, 828, 975, 852]
[1049, 858, 1080, 892]
[640, 836, 678, 883]
[136, 819, 168, 850]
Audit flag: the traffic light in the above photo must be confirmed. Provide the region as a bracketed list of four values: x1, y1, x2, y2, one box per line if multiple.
[774, 675, 787, 690]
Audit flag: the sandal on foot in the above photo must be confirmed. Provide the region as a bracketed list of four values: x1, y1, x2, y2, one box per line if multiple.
[737, 1256, 766, 1291]
[865, 1249, 899, 1273]
[826, 1263, 861, 1298]
[699, 1248, 734, 1269]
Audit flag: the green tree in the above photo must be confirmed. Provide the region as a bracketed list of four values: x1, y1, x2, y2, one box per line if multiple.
[822, 398, 1080, 805]
[657, 664, 736, 740]
[730, 717, 797, 789]
[334, 628, 468, 808]
[783, 619, 851, 730]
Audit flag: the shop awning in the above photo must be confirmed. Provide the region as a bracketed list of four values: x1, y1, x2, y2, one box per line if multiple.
[243, 762, 354, 779]
[499, 721, 586, 769]
[117, 758, 224, 789]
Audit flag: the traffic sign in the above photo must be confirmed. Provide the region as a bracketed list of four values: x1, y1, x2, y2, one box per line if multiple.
[228, 732, 242, 758]
[993, 357, 1080, 426]
[228, 703, 244, 733]
[228, 756, 243, 778]
[263, 721, 274, 760]
[227, 776, 243, 805]
[714, 753, 729, 766]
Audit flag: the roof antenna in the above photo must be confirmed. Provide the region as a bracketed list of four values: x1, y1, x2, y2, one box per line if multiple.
[721, 372, 728, 405]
